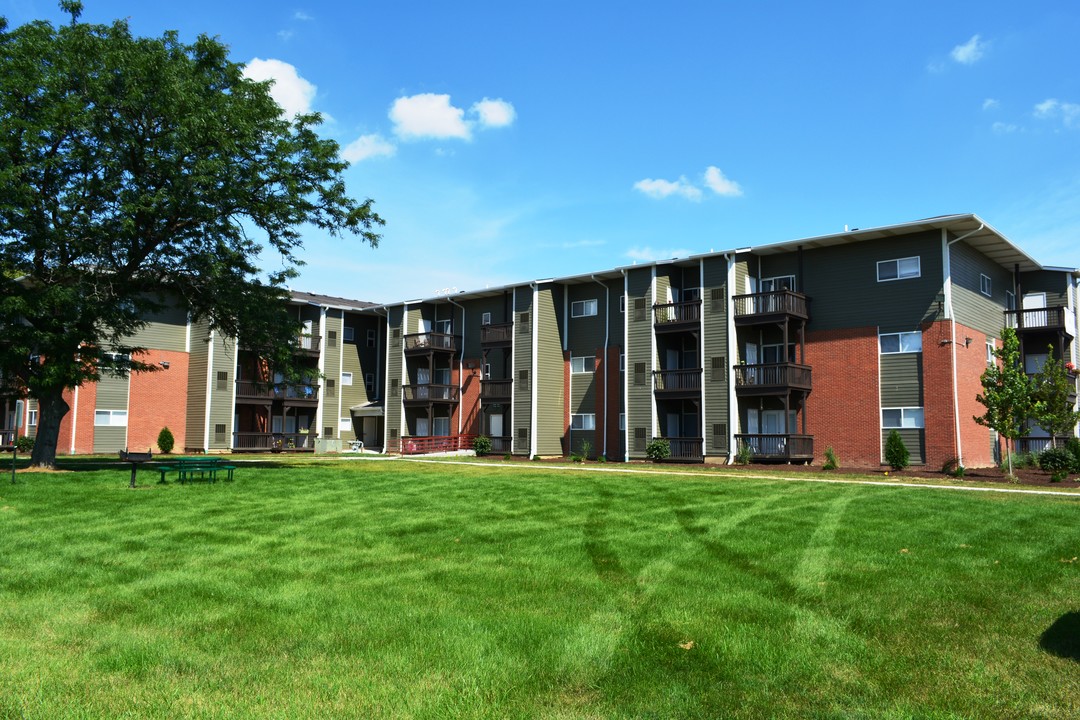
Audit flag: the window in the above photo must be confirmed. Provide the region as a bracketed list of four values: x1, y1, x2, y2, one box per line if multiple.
[341, 372, 353, 386]
[365, 373, 375, 393]
[879, 331, 922, 354]
[571, 414, 596, 430]
[216, 370, 228, 391]
[390, 379, 399, 397]
[986, 340, 996, 366]
[326, 379, 336, 397]
[327, 330, 338, 348]
[481, 312, 492, 325]
[483, 363, 492, 379]
[877, 256, 920, 282]
[324, 426, 334, 438]
[620, 353, 625, 372]
[620, 295, 626, 313]
[571, 355, 593, 373]
[980, 274, 991, 297]
[343, 326, 355, 343]
[339, 417, 352, 431]
[633, 298, 647, 322]
[367, 329, 376, 347]
[572, 299, 598, 317]
[433, 417, 450, 437]
[761, 275, 795, 292]
[882, 408, 925, 429]
[391, 328, 401, 347]
[619, 413, 625, 431]
[761, 344, 796, 364]
[1005, 290, 1016, 311]
[28, 410, 38, 427]
[94, 410, 128, 427]
[434, 319, 451, 334]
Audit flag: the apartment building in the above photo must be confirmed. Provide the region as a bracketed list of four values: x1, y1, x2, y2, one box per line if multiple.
[2, 291, 381, 455]
[358, 214, 1079, 468]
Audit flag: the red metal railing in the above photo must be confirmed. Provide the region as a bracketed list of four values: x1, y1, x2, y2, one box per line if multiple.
[399, 434, 477, 455]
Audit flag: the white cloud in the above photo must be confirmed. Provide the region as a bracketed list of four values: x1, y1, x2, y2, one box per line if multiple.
[243, 58, 316, 117]
[633, 177, 702, 201]
[992, 121, 1018, 134]
[341, 133, 396, 162]
[470, 98, 516, 128]
[926, 60, 946, 74]
[625, 246, 695, 262]
[951, 34, 987, 65]
[703, 166, 743, 197]
[277, 29, 294, 41]
[294, 11, 313, 20]
[1034, 98, 1080, 128]
[390, 93, 471, 140]
[982, 98, 1000, 111]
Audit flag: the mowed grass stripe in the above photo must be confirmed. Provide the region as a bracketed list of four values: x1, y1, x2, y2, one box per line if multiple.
[0, 460, 1077, 719]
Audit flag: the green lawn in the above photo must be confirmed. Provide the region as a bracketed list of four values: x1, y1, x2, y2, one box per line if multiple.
[1, 458, 1078, 719]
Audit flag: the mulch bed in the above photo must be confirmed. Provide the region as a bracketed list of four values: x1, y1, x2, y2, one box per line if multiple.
[712, 462, 1078, 488]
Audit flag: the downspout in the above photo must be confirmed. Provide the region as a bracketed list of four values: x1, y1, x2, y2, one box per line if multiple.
[943, 223, 985, 468]
[203, 329, 214, 452]
[70, 385, 79, 455]
[316, 307, 328, 449]
[530, 282, 539, 458]
[621, 268, 629, 462]
[373, 306, 391, 454]
[591, 275, 610, 459]
[447, 296, 466, 436]
[725, 253, 738, 463]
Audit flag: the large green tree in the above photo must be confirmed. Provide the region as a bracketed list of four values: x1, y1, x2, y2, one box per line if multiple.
[0, 3, 382, 467]
[974, 327, 1034, 477]
[1030, 348, 1080, 446]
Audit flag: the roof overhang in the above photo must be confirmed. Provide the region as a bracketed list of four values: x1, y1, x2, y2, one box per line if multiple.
[349, 402, 384, 417]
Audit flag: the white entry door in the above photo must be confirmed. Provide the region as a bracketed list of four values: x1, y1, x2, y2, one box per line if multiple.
[490, 414, 504, 437]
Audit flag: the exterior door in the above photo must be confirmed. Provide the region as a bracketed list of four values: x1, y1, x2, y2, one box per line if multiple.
[490, 413, 504, 438]
[415, 417, 430, 437]
[667, 412, 681, 438]
[433, 417, 450, 437]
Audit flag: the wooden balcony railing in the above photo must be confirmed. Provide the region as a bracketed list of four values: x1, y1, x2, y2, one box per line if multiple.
[734, 433, 814, 461]
[399, 434, 477, 455]
[233, 431, 318, 452]
[653, 369, 702, 396]
[661, 436, 704, 463]
[732, 363, 812, 395]
[480, 379, 513, 401]
[480, 323, 513, 346]
[733, 290, 809, 323]
[653, 300, 702, 329]
[235, 380, 320, 402]
[485, 436, 513, 454]
[1004, 307, 1070, 334]
[295, 334, 322, 354]
[403, 332, 459, 353]
[402, 384, 460, 403]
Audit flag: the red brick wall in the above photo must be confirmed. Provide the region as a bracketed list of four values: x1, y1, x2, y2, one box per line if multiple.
[594, 345, 623, 461]
[804, 327, 881, 467]
[63, 381, 97, 455]
[921, 320, 956, 468]
[127, 350, 189, 453]
[455, 359, 482, 436]
[956, 324, 998, 468]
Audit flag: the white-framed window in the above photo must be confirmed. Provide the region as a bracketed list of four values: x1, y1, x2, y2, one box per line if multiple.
[882, 407, 925, 429]
[980, 274, 991, 297]
[877, 256, 920, 282]
[94, 409, 128, 427]
[365, 373, 375, 392]
[367, 329, 376, 347]
[339, 417, 352, 431]
[28, 410, 38, 427]
[343, 326, 355, 342]
[341, 372, 353, 386]
[481, 312, 492, 325]
[571, 413, 596, 430]
[1005, 290, 1016, 311]
[571, 355, 594, 373]
[761, 343, 796, 364]
[879, 331, 922, 354]
[571, 299, 597, 317]
[483, 363, 492, 379]
[986, 340, 996, 366]
[619, 413, 625, 431]
[434, 319, 451, 334]
[761, 275, 795, 292]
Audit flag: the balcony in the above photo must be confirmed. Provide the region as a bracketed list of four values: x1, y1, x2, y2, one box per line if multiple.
[235, 380, 320, 404]
[399, 434, 476, 455]
[733, 290, 809, 325]
[1005, 307, 1073, 337]
[653, 300, 702, 332]
[733, 363, 812, 396]
[295, 334, 322, 357]
[402, 384, 460, 405]
[404, 332, 460, 354]
[653, 369, 702, 399]
[480, 322, 513, 348]
[480, 378, 513, 402]
[661, 437, 704, 463]
[734, 433, 814, 462]
[233, 431, 318, 453]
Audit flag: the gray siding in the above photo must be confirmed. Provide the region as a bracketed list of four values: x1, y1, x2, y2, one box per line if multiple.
[386, 306, 404, 447]
[512, 286, 533, 454]
[880, 354, 922, 407]
[536, 285, 565, 456]
[883, 429, 925, 465]
[324, 311, 345, 440]
[184, 318, 211, 451]
[462, 295, 509, 359]
[702, 256, 730, 456]
[950, 240, 1012, 336]
[566, 283, 604, 354]
[125, 304, 188, 352]
[626, 268, 653, 458]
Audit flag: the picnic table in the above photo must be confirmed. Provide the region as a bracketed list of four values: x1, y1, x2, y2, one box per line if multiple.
[156, 457, 236, 484]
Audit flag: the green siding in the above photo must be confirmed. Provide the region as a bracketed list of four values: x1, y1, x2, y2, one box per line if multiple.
[93, 372, 129, 453]
[950, 240, 1012, 336]
[626, 268, 653, 458]
[880, 354, 922, 407]
[124, 304, 188, 352]
[462, 295, 508, 359]
[1018, 270, 1070, 307]
[386, 306, 404, 446]
[760, 254, 799, 284]
[702, 256, 730, 456]
[206, 331, 235, 451]
[535, 285, 565, 456]
[566, 283, 604, 354]
[513, 286, 533, 454]
[184, 318, 211, 451]
[324, 311, 345, 440]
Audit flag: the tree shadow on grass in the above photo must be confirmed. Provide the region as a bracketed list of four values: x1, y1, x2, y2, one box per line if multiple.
[1040, 611, 1080, 661]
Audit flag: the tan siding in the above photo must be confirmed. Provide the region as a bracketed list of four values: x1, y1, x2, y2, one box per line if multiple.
[513, 286, 534, 454]
[702, 256, 730, 455]
[386, 306, 404, 446]
[185, 318, 211, 450]
[324, 311, 346, 439]
[536, 285, 565, 456]
[124, 304, 188, 352]
[626, 268, 653, 458]
[93, 372, 129, 453]
[206, 332, 236, 451]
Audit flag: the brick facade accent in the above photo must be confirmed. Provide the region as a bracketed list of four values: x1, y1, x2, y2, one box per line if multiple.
[594, 345, 623, 460]
[954, 323, 998, 468]
[127, 350, 189, 453]
[455, 359, 482, 436]
[921, 320, 956, 468]
[62, 380, 98, 455]
[804, 327, 881, 467]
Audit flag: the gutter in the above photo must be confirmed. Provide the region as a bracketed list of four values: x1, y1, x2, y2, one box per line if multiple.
[591, 274, 610, 459]
[621, 268, 629, 462]
[944, 223, 985, 468]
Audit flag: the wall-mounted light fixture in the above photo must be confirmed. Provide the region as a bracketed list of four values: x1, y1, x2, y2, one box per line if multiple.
[159, 360, 170, 369]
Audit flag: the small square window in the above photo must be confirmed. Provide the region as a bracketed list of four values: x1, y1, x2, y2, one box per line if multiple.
[341, 372, 353, 386]
[481, 312, 492, 325]
[980, 274, 991, 297]
[343, 326, 355, 342]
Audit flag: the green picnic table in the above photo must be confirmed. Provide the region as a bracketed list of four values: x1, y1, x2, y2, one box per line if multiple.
[156, 457, 236, 484]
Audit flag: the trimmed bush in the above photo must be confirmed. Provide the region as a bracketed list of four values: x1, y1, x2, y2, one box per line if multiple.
[472, 435, 492, 457]
[157, 426, 175, 454]
[15, 435, 34, 453]
[645, 438, 670, 462]
[884, 430, 909, 471]
[1038, 447, 1073, 473]
[822, 446, 838, 471]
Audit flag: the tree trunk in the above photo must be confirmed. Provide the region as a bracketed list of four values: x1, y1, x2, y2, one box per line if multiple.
[29, 389, 70, 469]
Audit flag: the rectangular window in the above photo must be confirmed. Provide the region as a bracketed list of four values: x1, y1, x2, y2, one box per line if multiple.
[518, 311, 530, 333]
[980, 274, 992, 297]
[365, 373, 375, 392]
[761, 344, 796, 364]
[481, 312, 492, 326]
[367, 329, 376, 347]
[620, 295, 626, 313]
[882, 407, 925, 429]
[877, 256, 921, 282]
[482, 363, 492, 379]
[1005, 290, 1016, 311]
[433, 417, 450, 437]
[434, 319, 451, 334]
[572, 299, 598, 317]
[620, 353, 625, 372]
[339, 417, 352, 431]
[571, 413, 596, 430]
[216, 370, 228, 391]
[326, 379, 336, 397]
[28, 410, 38, 427]
[391, 328, 401, 347]
[619, 413, 625, 431]
[341, 372, 353, 386]
[986, 340, 996, 366]
[879, 331, 922, 354]
[94, 409, 128, 427]
[343, 326, 355, 343]
[571, 355, 593, 373]
[328, 330, 338, 348]
[761, 275, 795, 292]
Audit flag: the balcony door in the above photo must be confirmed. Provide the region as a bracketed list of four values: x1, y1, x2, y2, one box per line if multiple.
[489, 413, 504, 438]
[415, 417, 430, 437]
[433, 417, 450, 437]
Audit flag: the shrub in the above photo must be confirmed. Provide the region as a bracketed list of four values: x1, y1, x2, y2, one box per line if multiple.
[503, 453, 512, 461]
[822, 446, 838, 471]
[941, 457, 965, 479]
[473, 435, 492, 457]
[157, 426, 175, 454]
[577, 439, 593, 462]
[884, 430, 910, 471]
[1038, 447, 1073, 473]
[735, 441, 753, 465]
[15, 435, 34, 453]
[645, 438, 671, 462]
[1051, 470, 1068, 483]
[1065, 438, 1080, 473]
[596, 454, 607, 463]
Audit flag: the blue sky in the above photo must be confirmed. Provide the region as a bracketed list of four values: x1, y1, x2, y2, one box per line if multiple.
[5, 1, 1080, 302]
